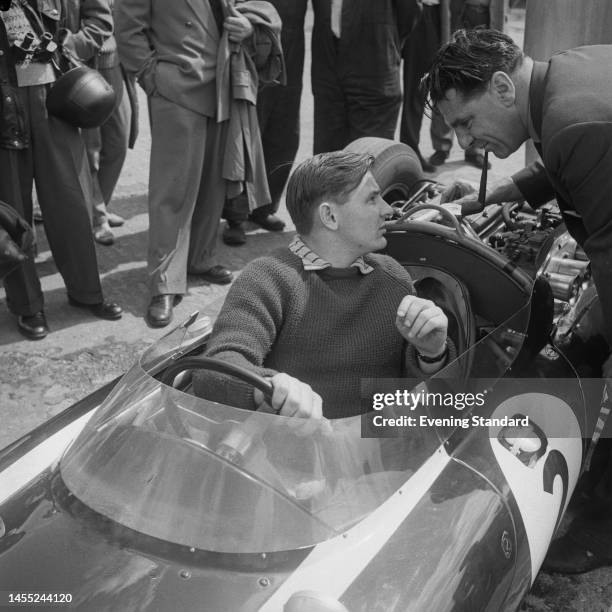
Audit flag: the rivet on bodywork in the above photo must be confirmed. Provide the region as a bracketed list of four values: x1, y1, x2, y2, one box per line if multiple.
[258, 577, 271, 588]
[501, 530, 512, 560]
[179, 570, 192, 580]
[189, 547, 195, 553]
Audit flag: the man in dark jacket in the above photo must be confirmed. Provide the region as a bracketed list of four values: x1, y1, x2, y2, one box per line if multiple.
[311, 0, 421, 154]
[423, 28, 612, 573]
[0, 0, 122, 340]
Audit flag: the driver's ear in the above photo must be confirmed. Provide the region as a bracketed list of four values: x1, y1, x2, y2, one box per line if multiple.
[491, 71, 516, 107]
[319, 201, 338, 230]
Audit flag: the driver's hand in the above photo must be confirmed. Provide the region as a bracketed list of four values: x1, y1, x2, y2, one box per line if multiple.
[396, 295, 448, 358]
[254, 373, 324, 435]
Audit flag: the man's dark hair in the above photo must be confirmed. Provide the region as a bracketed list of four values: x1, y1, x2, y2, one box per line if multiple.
[422, 29, 524, 107]
[286, 150, 374, 235]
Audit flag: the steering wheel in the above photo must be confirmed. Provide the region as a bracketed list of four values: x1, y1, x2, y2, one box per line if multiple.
[162, 356, 273, 398]
[161, 356, 275, 462]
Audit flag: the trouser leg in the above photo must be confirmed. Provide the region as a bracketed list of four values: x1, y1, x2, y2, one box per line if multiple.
[257, 2, 307, 214]
[82, 65, 130, 227]
[312, 37, 349, 154]
[0, 146, 44, 316]
[147, 95, 208, 296]
[82, 126, 108, 228]
[188, 118, 228, 270]
[400, 5, 443, 154]
[222, 193, 249, 224]
[27, 85, 103, 304]
[96, 65, 130, 205]
[345, 78, 401, 143]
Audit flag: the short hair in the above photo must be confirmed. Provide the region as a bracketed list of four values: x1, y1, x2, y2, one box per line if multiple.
[286, 150, 374, 235]
[422, 29, 524, 108]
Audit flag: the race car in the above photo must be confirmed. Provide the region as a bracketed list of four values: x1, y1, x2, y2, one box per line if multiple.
[0, 138, 608, 611]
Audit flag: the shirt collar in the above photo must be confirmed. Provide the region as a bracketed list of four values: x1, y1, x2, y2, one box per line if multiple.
[527, 99, 541, 144]
[289, 236, 374, 274]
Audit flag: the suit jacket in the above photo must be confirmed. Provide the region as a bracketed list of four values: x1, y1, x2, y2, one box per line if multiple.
[311, 0, 421, 96]
[115, 0, 220, 116]
[512, 46, 612, 342]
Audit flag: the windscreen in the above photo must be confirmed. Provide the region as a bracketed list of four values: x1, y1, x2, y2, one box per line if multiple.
[60, 294, 532, 554]
[60, 326, 440, 553]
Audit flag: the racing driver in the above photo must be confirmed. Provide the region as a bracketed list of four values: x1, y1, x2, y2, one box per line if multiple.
[194, 150, 454, 428]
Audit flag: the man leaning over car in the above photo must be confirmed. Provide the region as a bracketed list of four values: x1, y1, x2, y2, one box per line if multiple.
[194, 150, 454, 427]
[422, 28, 612, 573]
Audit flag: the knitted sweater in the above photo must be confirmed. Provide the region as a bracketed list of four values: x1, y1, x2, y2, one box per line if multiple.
[194, 249, 431, 419]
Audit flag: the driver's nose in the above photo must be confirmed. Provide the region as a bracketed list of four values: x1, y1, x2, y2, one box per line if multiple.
[379, 197, 394, 218]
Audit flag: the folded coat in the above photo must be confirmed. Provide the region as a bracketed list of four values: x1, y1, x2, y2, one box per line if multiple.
[216, 0, 284, 209]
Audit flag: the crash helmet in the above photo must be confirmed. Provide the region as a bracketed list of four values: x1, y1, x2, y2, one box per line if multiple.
[46, 65, 116, 128]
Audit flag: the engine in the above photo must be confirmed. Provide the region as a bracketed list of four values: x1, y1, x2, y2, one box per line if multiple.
[391, 182, 593, 327]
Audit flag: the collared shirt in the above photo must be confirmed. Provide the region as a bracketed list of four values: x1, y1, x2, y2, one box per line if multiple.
[289, 235, 374, 274]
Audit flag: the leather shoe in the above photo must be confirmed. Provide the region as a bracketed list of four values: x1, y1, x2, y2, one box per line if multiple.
[94, 224, 115, 246]
[249, 212, 285, 232]
[68, 296, 123, 320]
[188, 264, 233, 284]
[542, 532, 612, 574]
[222, 221, 247, 246]
[146, 294, 178, 328]
[464, 150, 491, 170]
[106, 212, 125, 227]
[429, 151, 449, 167]
[17, 311, 49, 340]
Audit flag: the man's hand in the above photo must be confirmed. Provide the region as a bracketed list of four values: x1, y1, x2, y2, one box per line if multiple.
[254, 373, 323, 435]
[440, 179, 478, 205]
[440, 177, 524, 216]
[224, 4, 254, 43]
[396, 295, 448, 358]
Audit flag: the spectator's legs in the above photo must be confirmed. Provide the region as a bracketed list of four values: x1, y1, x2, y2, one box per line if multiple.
[147, 95, 208, 296]
[312, 34, 350, 154]
[83, 64, 130, 244]
[346, 80, 402, 143]
[0, 147, 44, 317]
[27, 85, 104, 305]
[400, 5, 443, 159]
[188, 118, 230, 270]
[95, 66, 130, 207]
[256, 0, 308, 216]
[82, 126, 110, 237]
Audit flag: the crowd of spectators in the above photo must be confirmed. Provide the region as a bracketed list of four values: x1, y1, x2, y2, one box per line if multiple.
[0, 0, 490, 336]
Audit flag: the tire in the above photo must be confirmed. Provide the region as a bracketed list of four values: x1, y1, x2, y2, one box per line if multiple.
[344, 137, 425, 204]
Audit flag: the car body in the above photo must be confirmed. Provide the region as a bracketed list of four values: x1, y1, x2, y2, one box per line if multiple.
[0, 139, 608, 611]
